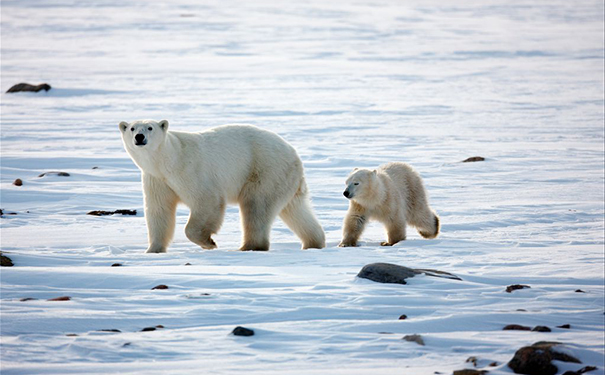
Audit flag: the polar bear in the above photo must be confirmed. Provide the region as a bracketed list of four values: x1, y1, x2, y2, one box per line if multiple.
[338, 162, 439, 247]
[119, 119, 325, 253]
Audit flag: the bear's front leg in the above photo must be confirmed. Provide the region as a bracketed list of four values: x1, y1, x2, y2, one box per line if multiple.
[338, 202, 367, 247]
[185, 198, 226, 250]
[143, 174, 179, 253]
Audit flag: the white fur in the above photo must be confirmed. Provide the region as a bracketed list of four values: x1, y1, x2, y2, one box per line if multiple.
[119, 120, 325, 253]
[338, 162, 440, 247]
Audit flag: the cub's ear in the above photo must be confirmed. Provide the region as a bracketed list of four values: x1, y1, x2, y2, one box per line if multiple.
[372, 170, 377, 175]
[353, 167, 359, 171]
[119, 121, 129, 132]
[158, 119, 169, 131]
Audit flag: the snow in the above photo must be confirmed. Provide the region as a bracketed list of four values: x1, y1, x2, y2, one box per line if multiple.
[1, 0, 604, 374]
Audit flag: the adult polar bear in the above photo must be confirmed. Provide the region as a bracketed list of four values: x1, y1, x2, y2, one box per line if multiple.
[119, 119, 325, 252]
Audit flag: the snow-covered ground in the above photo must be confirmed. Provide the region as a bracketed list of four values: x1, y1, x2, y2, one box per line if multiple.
[1, 0, 604, 374]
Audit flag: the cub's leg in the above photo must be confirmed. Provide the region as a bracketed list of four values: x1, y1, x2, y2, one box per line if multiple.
[143, 174, 179, 253]
[185, 197, 226, 250]
[339, 201, 368, 247]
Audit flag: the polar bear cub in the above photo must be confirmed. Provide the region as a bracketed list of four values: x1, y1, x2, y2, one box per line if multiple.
[339, 162, 439, 247]
[119, 119, 325, 252]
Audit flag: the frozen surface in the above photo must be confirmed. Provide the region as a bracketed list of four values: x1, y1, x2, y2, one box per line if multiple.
[1, 0, 604, 374]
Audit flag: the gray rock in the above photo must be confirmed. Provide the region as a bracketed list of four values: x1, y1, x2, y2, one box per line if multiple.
[357, 263, 461, 284]
[232, 326, 254, 336]
[402, 334, 424, 346]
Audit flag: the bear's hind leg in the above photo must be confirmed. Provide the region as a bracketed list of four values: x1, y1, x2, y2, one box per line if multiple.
[239, 195, 279, 251]
[185, 198, 225, 250]
[381, 212, 406, 246]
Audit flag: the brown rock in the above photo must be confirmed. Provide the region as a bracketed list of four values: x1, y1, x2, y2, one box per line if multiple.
[506, 284, 530, 293]
[466, 356, 478, 367]
[402, 334, 425, 346]
[532, 326, 552, 332]
[152, 284, 169, 290]
[503, 324, 531, 331]
[462, 156, 485, 162]
[13, 179, 23, 186]
[48, 296, 71, 301]
[1, 253, 14, 267]
[399, 314, 408, 320]
[508, 342, 582, 375]
[6, 83, 51, 93]
[453, 370, 488, 375]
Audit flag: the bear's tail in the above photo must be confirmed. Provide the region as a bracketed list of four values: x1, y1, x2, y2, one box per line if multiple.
[417, 212, 440, 239]
[279, 179, 326, 249]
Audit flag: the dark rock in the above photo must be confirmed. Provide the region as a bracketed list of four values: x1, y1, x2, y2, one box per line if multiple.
[184, 263, 192, 266]
[557, 324, 571, 329]
[517, 309, 528, 312]
[155, 325, 164, 329]
[453, 370, 488, 375]
[576, 366, 597, 374]
[98, 329, 121, 333]
[488, 362, 498, 367]
[532, 326, 551, 332]
[466, 356, 478, 366]
[48, 296, 71, 301]
[152, 284, 169, 290]
[122, 342, 132, 347]
[87, 209, 137, 216]
[399, 314, 408, 320]
[141, 327, 157, 332]
[1, 253, 14, 267]
[13, 179, 23, 186]
[462, 156, 485, 162]
[506, 284, 530, 293]
[6, 83, 51, 93]
[508, 342, 582, 375]
[92, 166, 99, 169]
[402, 334, 424, 346]
[575, 289, 585, 293]
[111, 263, 122, 267]
[66, 333, 78, 337]
[38, 171, 70, 177]
[232, 326, 255, 336]
[20, 297, 37, 301]
[357, 263, 461, 285]
[503, 324, 531, 331]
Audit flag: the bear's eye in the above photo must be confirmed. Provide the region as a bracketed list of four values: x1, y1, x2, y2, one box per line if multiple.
[130, 127, 134, 131]
[354, 182, 359, 186]
[148, 127, 152, 131]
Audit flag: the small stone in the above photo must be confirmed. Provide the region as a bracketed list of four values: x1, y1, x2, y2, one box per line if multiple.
[578, 366, 597, 374]
[532, 326, 552, 332]
[232, 326, 254, 336]
[122, 342, 132, 347]
[399, 314, 408, 320]
[38, 171, 70, 177]
[517, 309, 528, 312]
[453, 370, 488, 375]
[575, 289, 585, 293]
[92, 166, 99, 169]
[13, 179, 23, 186]
[488, 362, 498, 367]
[152, 284, 169, 290]
[141, 327, 157, 332]
[503, 324, 531, 331]
[557, 324, 571, 329]
[506, 284, 530, 293]
[111, 263, 122, 267]
[6, 83, 51, 93]
[87, 209, 137, 216]
[402, 334, 425, 346]
[48, 296, 71, 301]
[155, 325, 164, 329]
[66, 333, 78, 337]
[466, 356, 478, 367]
[184, 263, 192, 266]
[1, 253, 14, 267]
[462, 156, 485, 162]
[98, 329, 121, 333]
[20, 297, 37, 301]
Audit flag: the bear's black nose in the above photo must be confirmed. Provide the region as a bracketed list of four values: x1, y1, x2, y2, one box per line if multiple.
[343, 190, 350, 198]
[135, 134, 145, 144]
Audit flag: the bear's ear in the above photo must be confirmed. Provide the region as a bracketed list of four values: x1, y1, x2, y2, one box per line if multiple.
[158, 119, 169, 131]
[119, 121, 129, 132]
[372, 170, 377, 175]
[353, 167, 358, 171]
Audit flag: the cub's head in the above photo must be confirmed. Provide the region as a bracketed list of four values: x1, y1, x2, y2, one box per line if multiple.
[343, 168, 378, 202]
[119, 119, 169, 152]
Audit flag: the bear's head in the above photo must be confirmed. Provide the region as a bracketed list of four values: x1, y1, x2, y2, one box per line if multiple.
[343, 168, 379, 203]
[119, 119, 169, 152]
